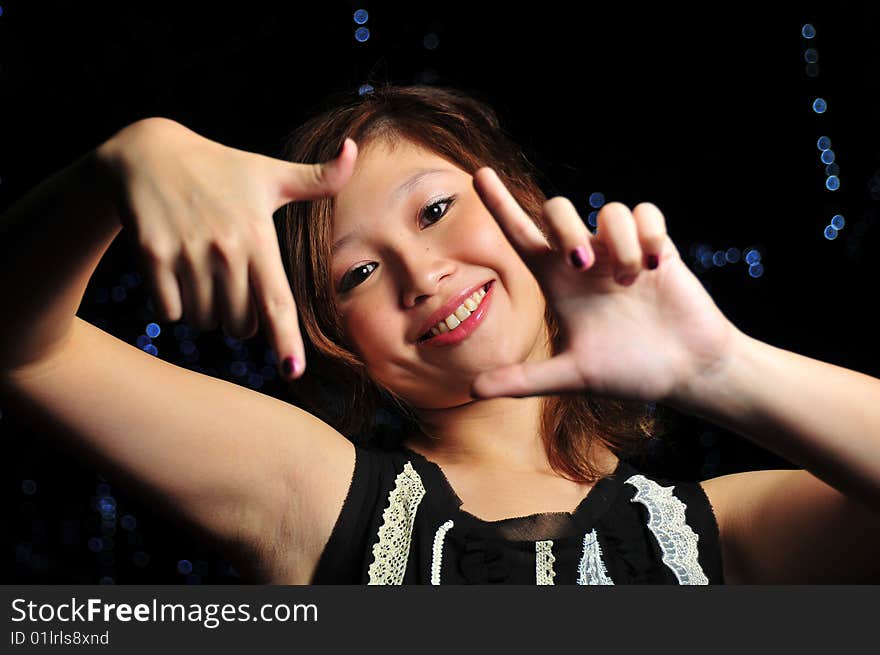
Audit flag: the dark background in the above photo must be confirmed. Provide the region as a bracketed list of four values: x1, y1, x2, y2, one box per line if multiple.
[1, 1, 878, 583]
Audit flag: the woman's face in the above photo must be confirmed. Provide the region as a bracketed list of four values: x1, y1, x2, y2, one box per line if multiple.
[330, 136, 548, 409]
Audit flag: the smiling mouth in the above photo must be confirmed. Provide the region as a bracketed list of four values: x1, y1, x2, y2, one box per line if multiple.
[417, 280, 494, 343]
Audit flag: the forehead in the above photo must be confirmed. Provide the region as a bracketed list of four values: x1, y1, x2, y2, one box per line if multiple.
[332, 137, 467, 236]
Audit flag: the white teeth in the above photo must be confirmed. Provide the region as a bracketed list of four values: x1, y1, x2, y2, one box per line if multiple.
[420, 284, 491, 341]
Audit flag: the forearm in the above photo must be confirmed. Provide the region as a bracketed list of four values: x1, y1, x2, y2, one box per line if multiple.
[669, 328, 880, 509]
[0, 145, 122, 371]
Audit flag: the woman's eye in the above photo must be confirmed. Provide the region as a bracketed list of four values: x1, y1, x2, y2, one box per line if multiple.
[339, 196, 456, 293]
[339, 262, 377, 293]
[421, 196, 455, 226]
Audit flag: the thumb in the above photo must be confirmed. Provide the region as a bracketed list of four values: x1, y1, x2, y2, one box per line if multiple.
[276, 138, 358, 204]
[470, 353, 586, 399]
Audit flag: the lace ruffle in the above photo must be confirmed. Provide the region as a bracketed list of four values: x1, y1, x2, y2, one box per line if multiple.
[577, 529, 615, 585]
[626, 474, 709, 585]
[535, 540, 556, 585]
[430, 520, 455, 585]
[367, 461, 426, 585]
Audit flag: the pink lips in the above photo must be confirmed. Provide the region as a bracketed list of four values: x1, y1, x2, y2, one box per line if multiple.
[416, 280, 494, 347]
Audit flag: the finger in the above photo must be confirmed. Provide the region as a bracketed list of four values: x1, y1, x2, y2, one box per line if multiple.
[248, 230, 306, 381]
[473, 167, 551, 258]
[632, 202, 668, 270]
[595, 202, 643, 286]
[176, 245, 218, 331]
[470, 352, 585, 399]
[272, 138, 358, 208]
[142, 250, 184, 323]
[212, 249, 259, 340]
[542, 196, 596, 271]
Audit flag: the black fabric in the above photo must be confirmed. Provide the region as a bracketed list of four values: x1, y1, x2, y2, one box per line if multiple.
[311, 443, 725, 585]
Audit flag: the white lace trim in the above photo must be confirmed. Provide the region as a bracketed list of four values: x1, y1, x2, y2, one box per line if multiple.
[367, 461, 426, 585]
[535, 540, 556, 585]
[577, 529, 615, 585]
[626, 474, 709, 585]
[430, 520, 455, 585]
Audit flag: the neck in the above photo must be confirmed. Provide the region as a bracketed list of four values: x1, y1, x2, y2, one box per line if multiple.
[408, 394, 552, 474]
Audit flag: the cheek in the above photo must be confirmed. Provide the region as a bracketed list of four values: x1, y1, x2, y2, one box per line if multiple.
[342, 307, 397, 362]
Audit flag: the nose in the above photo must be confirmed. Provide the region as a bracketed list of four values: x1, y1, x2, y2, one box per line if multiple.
[400, 251, 455, 308]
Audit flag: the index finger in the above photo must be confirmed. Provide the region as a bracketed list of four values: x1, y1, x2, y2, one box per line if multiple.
[473, 167, 551, 257]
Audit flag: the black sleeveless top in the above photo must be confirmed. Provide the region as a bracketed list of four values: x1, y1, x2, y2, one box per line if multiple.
[312, 444, 724, 584]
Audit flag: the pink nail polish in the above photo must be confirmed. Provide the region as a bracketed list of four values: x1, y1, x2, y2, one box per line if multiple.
[282, 356, 297, 378]
[570, 246, 591, 270]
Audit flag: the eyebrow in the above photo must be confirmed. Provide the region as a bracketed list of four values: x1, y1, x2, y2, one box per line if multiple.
[331, 168, 449, 256]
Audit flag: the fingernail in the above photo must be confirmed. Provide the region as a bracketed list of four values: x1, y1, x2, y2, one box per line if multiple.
[647, 254, 659, 270]
[570, 246, 591, 270]
[282, 356, 298, 378]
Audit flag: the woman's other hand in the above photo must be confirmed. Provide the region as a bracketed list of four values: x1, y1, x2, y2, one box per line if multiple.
[469, 167, 742, 404]
[96, 118, 357, 379]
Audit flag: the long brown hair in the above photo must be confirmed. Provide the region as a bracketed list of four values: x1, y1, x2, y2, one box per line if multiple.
[275, 84, 669, 484]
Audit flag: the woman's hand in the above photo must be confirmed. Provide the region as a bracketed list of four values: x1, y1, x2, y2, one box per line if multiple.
[469, 167, 742, 404]
[96, 118, 357, 379]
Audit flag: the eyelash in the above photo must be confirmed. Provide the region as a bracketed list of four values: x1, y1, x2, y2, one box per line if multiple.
[338, 195, 457, 293]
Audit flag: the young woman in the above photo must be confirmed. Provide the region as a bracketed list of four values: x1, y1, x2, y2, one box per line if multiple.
[1, 86, 878, 584]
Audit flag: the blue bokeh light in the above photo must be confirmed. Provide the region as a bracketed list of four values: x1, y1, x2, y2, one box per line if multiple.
[820, 149, 835, 164]
[812, 98, 827, 114]
[824, 225, 839, 240]
[120, 515, 137, 531]
[355, 27, 370, 42]
[712, 251, 727, 267]
[817, 136, 831, 151]
[99, 576, 115, 585]
[0, 7, 4, 18]
[748, 263, 764, 278]
[144, 344, 159, 356]
[88, 538, 104, 553]
[825, 163, 840, 176]
[98, 497, 116, 514]
[804, 48, 819, 63]
[21, 479, 36, 495]
[588, 192, 605, 208]
[831, 214, 845, 230]
[725, 247, 741, 263]
[587, 210, 598, 227]
[744, 249, 761, 265]
[177, 559, 193, 575]
[353, 9, 369, 24]
[358, 83, 374, 96]
[825, 175, 840, 191]
[136, 335, 151, 348]
[229, 361, 247, 377]
[801, 24, 816, 39]
[146, 322, 161, 338]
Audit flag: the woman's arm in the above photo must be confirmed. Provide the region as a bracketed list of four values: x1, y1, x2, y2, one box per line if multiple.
[0, 122, 360, 582]
[672, 330, 880, 583]
[0, 143, 122, 370]
[671, 329, 880, 510]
